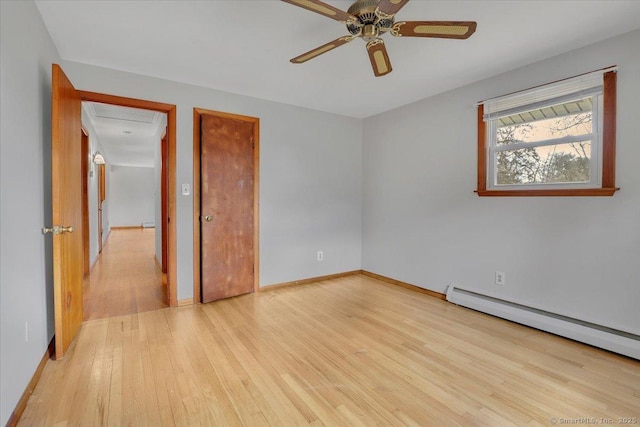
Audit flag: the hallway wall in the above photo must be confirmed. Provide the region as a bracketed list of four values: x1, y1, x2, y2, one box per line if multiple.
[109, 166, 155, 227]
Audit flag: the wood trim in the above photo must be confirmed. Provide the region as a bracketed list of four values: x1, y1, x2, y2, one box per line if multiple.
[81, 128, 90, 277]
[602, 71, 617, 189]
[97, 164, 103, 254]
[167, 106, 177, 307]
[192, 108, 260, 304]
[252, 113, 261, 295]
[78, 91, 176, 112]
[259, 271, 445, 302]
[177, 298, 194, 307]
[476, 70, 618, 197]
[6, 337, 55, 427]
[110, 226, 143, 230]
[260, 270, 362, 292]
[360, 271, 446, 300]
[78, 90, 178, 307]
[98, 164, 106, 203]
[161, 130, 168, 274]
[192, 110, 201, 304]
[477, 104, 487, 193]
[476, 188, 618, 197]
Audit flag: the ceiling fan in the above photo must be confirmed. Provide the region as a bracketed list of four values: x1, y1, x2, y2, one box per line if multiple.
[282, 0, 477, 77]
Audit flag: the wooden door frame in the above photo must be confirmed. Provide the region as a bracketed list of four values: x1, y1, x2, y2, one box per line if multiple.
[79, 91, 178, 307]
[161, 129, 168, 274]
[81, 128, 90, 276]
[97, 163, 105, 254]
[193, 108, 260, 303]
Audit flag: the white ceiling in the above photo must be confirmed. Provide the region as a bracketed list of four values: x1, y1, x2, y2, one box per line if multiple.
[37, 1, 640, 119]
[83, 102, 166, 167]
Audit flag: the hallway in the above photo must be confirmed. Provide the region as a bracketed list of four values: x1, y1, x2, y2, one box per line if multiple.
[83, 228, 167, 320]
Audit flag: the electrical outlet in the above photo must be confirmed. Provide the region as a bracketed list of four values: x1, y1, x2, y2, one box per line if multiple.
[495, 271, 505, 286]
[317, 251, 324, 261]
[25, 321, 29, 342]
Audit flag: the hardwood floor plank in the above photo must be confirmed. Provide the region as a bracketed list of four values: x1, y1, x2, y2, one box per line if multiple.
[83, 228, 167, 321]
[19, 274, 640, 426]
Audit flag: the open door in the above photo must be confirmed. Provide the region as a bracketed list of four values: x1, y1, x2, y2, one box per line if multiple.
[50, 64, 83, 359]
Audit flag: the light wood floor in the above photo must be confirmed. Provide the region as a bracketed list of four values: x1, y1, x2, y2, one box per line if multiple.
[83, 228, 167, 321]
[21, 275, 639, 426]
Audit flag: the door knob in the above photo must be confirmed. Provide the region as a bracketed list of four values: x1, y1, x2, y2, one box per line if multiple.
[42, 225, 74, 235]
[203, 215, 213, 222]
[42, 226, 58, 235]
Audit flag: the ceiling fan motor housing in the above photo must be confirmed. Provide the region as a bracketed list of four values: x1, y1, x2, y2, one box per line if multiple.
[346, 0, 394, 37]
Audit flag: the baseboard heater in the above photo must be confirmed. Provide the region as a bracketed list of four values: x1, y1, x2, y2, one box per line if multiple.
[446, 285, 639, 360]
[142, 221, 155, 228]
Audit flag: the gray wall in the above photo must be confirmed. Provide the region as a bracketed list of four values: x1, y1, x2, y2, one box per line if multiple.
[362, 30, 640, 335]
[109, 166, 155, 227]
[59, 60, 364, 298]
[0, 1, 61, 423]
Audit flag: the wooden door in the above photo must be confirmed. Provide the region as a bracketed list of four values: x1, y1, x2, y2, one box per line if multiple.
[97, 163, 105, 253]
[51, 64, 83, 359]
[200, 114, 255, 303]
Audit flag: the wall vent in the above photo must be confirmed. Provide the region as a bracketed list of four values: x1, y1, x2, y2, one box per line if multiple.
[446, 285, 639, 360]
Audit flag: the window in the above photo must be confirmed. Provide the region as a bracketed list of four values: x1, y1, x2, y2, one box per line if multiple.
[477, 68, 618, 196]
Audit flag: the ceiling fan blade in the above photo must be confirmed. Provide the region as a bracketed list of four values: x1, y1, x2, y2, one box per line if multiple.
[391, 21, 477, 39]
[366, 39, 392, 77]
[376, 0, 411, 17]
[290, 36, 355, 64]
[282, 0, 356, 23]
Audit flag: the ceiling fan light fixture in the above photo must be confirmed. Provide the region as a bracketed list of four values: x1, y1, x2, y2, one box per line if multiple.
[362, 24, 380, 41]
[283, 0, 477, 76]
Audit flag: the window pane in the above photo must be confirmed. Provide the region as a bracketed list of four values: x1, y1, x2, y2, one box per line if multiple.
[497, 97, 593, 146]
[496, 141, 591, 185]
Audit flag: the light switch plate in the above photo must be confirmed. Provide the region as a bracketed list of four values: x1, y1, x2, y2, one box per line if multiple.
[182, 184, 190, 196]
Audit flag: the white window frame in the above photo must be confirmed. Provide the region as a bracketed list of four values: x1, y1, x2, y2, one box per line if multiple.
[486, 94, 603, 190]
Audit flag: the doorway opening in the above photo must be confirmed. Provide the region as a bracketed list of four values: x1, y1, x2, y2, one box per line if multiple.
[79, 91, 177, 319]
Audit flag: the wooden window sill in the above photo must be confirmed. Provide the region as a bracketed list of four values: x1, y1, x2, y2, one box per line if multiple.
[475, 188, 619, 197]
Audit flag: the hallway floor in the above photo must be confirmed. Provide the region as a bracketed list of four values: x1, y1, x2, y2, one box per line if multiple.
[83, 228, 167, 320]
